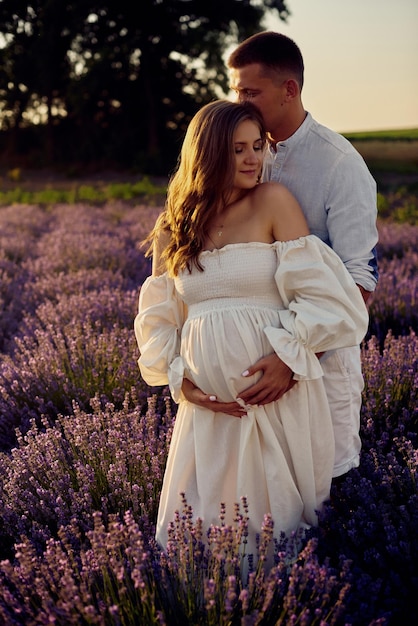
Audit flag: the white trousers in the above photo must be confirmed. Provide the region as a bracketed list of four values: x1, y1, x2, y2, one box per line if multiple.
[320, 345, 363, 477]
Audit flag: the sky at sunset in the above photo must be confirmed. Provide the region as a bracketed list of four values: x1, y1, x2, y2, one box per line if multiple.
[258, 0, 418, 133]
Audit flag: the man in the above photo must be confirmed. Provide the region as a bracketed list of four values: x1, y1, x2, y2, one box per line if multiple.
[183, 31, 378, 479]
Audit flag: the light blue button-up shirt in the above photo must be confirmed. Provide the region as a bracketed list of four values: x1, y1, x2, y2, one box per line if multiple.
[262, 112, 378, 292]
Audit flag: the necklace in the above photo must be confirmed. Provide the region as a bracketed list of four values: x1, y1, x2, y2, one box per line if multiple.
[207, 224, 224, 240]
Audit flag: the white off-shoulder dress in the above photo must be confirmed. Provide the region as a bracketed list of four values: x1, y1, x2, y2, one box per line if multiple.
[134, 236, 369, 554]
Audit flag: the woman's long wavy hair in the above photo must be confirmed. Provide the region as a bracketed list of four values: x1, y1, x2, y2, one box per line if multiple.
[147, 100, 266, 276]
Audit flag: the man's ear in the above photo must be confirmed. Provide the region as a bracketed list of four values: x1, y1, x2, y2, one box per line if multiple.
[284, 78, 300, 100]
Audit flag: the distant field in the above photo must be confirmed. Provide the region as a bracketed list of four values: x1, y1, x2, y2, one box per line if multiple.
[344, 128, 418, 168]
[344, 128, 418, 141]
[351, 140, 418, 164]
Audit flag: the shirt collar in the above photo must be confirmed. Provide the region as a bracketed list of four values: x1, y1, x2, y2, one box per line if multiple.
[269, 111, 313, 150]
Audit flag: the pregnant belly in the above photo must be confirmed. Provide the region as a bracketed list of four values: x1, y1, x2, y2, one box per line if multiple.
[181, 312, 273, 402]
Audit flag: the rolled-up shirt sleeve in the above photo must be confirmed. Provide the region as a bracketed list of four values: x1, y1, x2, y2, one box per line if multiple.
[326, 152, 378, 292]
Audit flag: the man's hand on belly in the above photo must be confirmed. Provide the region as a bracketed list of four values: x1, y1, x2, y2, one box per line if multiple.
[238, 353, 296, 406]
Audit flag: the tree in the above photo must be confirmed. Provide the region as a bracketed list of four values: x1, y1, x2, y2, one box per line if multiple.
[0, 0, 86, 161]
[0, 0, 290, 173]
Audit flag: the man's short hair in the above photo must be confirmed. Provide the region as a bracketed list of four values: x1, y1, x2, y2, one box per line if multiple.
[228, 31, 304, 89]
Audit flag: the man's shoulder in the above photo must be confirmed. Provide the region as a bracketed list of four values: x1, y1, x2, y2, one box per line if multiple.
[307, 115, 357, 156]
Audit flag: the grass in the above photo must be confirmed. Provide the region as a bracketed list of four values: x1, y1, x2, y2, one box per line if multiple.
[0, 173, 167, 206]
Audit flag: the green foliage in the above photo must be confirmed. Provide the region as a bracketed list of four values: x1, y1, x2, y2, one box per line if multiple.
[0, 176, 167, 206]
[106, 178, 167, 201]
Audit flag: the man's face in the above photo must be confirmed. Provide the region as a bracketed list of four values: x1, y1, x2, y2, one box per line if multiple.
[229, 63, 288, 138]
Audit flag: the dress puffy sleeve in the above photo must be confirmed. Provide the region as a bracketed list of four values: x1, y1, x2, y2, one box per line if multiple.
[264, 235, 369, 380]
[134, 273, 187, 402]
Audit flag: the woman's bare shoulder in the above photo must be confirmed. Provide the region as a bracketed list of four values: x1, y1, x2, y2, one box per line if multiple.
[253, 181, 296, 203]
[250, 182, 309, 240]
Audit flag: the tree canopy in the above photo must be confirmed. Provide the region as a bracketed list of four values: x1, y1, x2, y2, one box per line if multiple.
[0, 0, 289, 174]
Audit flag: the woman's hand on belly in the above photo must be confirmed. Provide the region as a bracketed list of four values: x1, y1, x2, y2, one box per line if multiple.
[181, 379, 247, 418]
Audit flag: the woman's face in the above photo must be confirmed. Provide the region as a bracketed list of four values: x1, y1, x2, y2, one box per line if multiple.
[232, 119, 264, 193]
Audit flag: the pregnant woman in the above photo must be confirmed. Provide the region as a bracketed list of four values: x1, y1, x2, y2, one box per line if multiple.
[134, 100, 368, 564]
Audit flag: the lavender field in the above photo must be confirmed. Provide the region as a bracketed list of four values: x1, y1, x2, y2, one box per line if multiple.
[0, 199, 417, 625]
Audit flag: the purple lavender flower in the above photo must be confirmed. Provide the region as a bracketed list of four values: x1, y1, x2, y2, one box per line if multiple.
[0, 200, 416, 624]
